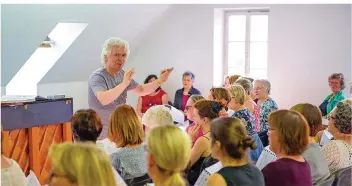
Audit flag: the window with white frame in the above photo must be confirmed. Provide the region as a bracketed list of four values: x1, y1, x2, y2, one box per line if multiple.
[224, 9, 269, 79]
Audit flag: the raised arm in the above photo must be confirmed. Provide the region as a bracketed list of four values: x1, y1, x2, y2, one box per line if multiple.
[130, 68, 173, 96]
[136, 97, 143, 117]
[89, 72, 130, 106]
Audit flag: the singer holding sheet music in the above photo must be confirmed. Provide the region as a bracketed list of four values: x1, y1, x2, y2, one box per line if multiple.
[88, 37, 173, 139]
[173, 71, 201, 114]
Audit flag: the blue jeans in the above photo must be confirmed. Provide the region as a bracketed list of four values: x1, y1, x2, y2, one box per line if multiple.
[249, 133, 264, 162]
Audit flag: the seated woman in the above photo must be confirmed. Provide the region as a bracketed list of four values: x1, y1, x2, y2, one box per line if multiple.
[236, 78, 260, 132]
[48, 142, 117, 186]
[208, 87, 231, 117]
[223, 76, 230, 88]
[71, 109, 126, 185]
[207, 117, 264, 186]
[253, 79, 278, 147]
[187, 100, 222, 185]
[262, 110, 312, 186]
[184, 95, 205, 146]
[137, 74, 168, 117]
[322, 99, 352, 173]
[290, 103, 331, 185]
[141, 105, 174, 133]
[1, 130, 26, 186]
[146, 125, 191, 186]
[108, 104, 147, 181]
[174, 71, 201, 112]
[72, 109, 103, 143]
[228, 85, 263, 162]
[319, 73, 346, 117]
[228, 74, 241, 85]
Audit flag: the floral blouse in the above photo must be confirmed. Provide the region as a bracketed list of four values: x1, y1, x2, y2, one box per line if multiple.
[231, 108, 257, 136]
[259, 97, 278, 132]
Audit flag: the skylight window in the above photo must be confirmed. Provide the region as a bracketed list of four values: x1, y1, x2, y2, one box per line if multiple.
[6, 22, 88, 96]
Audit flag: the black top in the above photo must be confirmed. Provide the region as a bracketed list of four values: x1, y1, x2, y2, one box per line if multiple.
[173, 87, 201, 110]
[187, 135, 210, 185]
[217, 164, 265, 186]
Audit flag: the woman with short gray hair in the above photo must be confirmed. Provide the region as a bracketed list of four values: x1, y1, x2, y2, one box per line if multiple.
[319, 73, 346, 117]
[173, 71, 201, 113]
[323, 98, 352, 173]
[253, 79, 278, 147]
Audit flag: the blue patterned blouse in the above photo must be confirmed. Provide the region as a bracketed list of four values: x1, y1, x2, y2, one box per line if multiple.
[231, 108, 257, 136]
[259, 97, 278, 132]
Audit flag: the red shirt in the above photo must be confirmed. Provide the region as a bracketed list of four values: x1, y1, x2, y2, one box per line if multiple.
[141, 89, 167, 113]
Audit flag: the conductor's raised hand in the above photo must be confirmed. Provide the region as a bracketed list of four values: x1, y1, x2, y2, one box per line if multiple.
[122, 68, 135, 87]
[159, 67, 173, 84]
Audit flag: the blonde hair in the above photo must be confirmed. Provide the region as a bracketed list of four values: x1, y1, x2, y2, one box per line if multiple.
[228, 84, 246, 105]
[142, 105, 173, 128]
[147, 125, 191, 186]
[48, 142, 116, 186]
[108, 104, 144, 146]
[189, 95, 205, 104]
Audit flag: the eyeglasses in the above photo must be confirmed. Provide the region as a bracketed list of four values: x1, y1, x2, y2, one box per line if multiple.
[328, 114, 335, 121]
[254, 87, 264, 91]
[184, 105, 193, 111]
[268, 126, 275, 131]
[329, 81, 340, 85]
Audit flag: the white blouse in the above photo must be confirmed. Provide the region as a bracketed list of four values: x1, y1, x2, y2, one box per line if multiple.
[322, 140, 352, 173]
[1, 157, 27, 186]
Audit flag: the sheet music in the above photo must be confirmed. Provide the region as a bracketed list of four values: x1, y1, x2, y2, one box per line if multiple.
[320, 130, 333, 147]
[96, 138, 119, 155]
[256, 146, 277, 170]
[194, 161, 222, 186]
[26, 170, 41, 186]
[1, 95, 36, 103]
[206, 161, 222, 174]
[194, 170, 209, 186]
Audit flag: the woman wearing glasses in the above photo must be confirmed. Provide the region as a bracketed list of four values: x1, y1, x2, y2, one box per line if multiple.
[253, 79, 278, 147]
[322, 99, 352, 173]
[319, 73, 346, 117]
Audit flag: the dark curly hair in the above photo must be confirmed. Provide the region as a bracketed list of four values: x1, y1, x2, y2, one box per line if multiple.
[333, 99, 352, 134]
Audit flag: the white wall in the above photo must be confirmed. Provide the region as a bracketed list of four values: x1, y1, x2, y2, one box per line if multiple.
[128, 4, 351, 109]
[6, 5, 349, 112]
[268, 5, 350, 108]
[1, 82, 89, 112]
[37, 81, 88, 112]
